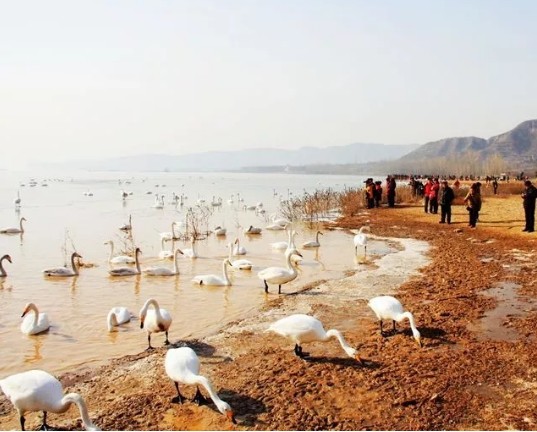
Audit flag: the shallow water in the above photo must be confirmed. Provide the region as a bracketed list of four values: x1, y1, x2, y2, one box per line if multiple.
[0, 170, 382, 376]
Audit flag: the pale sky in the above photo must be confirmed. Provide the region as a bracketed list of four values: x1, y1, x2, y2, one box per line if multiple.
[1, 0, 536, 169]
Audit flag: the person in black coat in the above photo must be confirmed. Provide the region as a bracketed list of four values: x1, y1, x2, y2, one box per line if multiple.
[522, 180, 537, 232]
[438, 180, 455, 224]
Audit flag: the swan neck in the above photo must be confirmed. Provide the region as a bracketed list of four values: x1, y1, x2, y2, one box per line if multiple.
[143, 299, 162, 320]
[222, 260, 230, 284]
[107, 242, 114, 261]
[19, 218, 24, 232]
[71, 254, 79, 276]
[193, 375, 223, 408]
[135, 250, 141, 273]
[107, 311, 118, 331]
[173, 251, 180, 274]
[326, 329, 353, 352]
[401, 312, 418, 334]
[0, 257, 6, 277]
[60, 393, 99, 430]
[285, 252, 296, 272]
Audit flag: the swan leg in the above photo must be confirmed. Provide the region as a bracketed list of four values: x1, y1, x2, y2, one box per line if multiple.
[171, 382, 184, 404]
[40, 411, 51, 430]
[264, 280, 269, 293]
[192, 387, 208, 405]
[164, 331, 170, 345]
[294, 344, 309, 359]
[392, 320, 397, 333]
[364, 246, 367, 260]
[146, 333, 154, 351]
[278, 284, 282, 294]
[379, 320, 385, 336]
[19, 414, 25, 431]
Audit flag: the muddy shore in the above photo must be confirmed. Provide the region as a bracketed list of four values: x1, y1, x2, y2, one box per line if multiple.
[2, 195, 537, 431]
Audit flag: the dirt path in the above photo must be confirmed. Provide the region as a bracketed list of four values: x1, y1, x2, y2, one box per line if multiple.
[2, 195, 537, 431]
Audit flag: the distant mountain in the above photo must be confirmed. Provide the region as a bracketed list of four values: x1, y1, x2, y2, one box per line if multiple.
[41, 143, 419, 172]
[400, 120, 537, 169]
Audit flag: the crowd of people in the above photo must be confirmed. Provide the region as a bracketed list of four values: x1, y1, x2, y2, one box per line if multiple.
[362, 174, 537, 233]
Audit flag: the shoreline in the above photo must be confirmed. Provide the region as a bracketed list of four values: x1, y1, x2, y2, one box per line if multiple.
[2, 196, 537, 430]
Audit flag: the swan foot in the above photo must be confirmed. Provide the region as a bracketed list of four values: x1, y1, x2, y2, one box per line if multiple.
[192, 387, 208, 406]
[146, 345, 154, 351]
[294, 344, 310, 359]
[164, 331, 170, 345]
[40, 412, 50, 430]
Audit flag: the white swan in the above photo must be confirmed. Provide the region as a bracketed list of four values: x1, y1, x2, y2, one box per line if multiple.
[232, 237, 247, 255]
[21, 303, 51, 335]
[0, 254, 12, 277]
[158, 238, 174, 260]
[227, 242, 252, 270]
[0, 217, 26, 234]
[302, 231, 323, 248]
[192, 258, 232, 286]
[267, 314, 362, 362]
[271, 229, 296, 250]
[265, 222, 287, 231]
[271, 215, 290, 227]
[108, 248, 141, 276]
[107, 306, 131, 332]
[152, 194, 164, 209]
[14, 191, 21, 206]
[214, 226, 227, 236]
[164, 347, 236, 423]
[119, 215, 132, 232]
[43, 252, 81, 277]
[183, 236, 198, 259]
[139, 298, 172, 349]
[104, 240, 135, 264]
[368, 295, 422, 347]
[0, 369, 100, 431]
[257, 249, 302, 294]
[245, 225, 262, 235]
[354, 226, 370, 258]
[160, 222, 179, 241]
[144, 248, 183, 276]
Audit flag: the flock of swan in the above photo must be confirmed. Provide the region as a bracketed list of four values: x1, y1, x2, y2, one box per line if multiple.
[0, 189, 418, 431]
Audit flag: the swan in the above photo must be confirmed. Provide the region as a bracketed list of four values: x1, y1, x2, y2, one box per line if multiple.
[214, 226, 227, 236]
[144, 248, 183, 276]
[0, 217, 26, 234]
[257, 249, 302, 294]
[0, 254, 12, 277]
[152, 194, 164, 209]
[302, 231, 323, 248]
[119, 215, 132, 231]
[271, 229, 297, 250]
[192, 258, 232, 286]
[232, 237, 247, 255]
[20, 303, 51, 335]
[104, 240, 135, 264]
[227, 242, 252, 270]
[43, 252, 81, 277]
[14, 191, 21, 206]
[265, 222, 287, 231]
[267, 314, 362, 362]
[354, 226, 370, 258]
[0, 369, 100, 431]
[245, 225, 262, 235]
[368, 295, 422, 347]
[158, 238, 174, 260]
[121, 190, 128, 200]
[107, 306, 131, 332]
[139, 298, 172, 349]
[164, 347, 236, 423]
[160, 222, 179, 242]
[271, 215, 290, 227]
[108, 248, 141, 276]
[183, 236, 198, 259]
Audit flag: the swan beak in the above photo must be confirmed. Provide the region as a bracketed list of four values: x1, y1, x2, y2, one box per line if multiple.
[140, 319, 145, 329]
[416, 337, 422, 348]
[226, 410, 237, 424]
[354, 354, 364, 365]
[6, 256, 12, 263]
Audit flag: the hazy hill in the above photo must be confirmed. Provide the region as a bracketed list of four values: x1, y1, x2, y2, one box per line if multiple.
[42, 143, 419, 172]
[400, 120, 537, 169]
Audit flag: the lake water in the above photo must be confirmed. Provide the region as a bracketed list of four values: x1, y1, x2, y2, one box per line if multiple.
[0, 170, 383, 376]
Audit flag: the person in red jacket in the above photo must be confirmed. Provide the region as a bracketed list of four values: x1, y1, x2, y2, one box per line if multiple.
[423, 178, 433, 213]
[429, 178, 440, 214]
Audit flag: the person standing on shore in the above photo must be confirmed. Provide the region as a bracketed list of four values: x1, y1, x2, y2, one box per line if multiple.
[522, 180, 537, 232]
[438, 180, 455, 224]
[374, 181, 383, 208]
[424, 178, 432, 213]
[464, 182, 482, 228]
[429, 178, 440, 214]
[387, 176, 396, 207]
[492, 178, 499, 195]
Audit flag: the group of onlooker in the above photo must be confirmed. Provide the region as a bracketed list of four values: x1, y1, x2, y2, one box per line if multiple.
[363, 176, 397, 209]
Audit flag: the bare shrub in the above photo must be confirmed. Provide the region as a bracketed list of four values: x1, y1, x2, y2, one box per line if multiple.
[183, 205, 213, 240]
[339, 187, 364, 217]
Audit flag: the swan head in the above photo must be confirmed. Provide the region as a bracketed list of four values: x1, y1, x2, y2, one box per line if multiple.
[73, 252, 82, 260]
[215, 400, 236, 424]
[1, 254, 12, 264]
[20, 217, 27, 222]
[413, 328, 422, 347]
[21, 302, 35, 318]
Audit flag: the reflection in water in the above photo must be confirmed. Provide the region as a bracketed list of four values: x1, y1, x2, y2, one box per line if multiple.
[24, 337, 44, 364]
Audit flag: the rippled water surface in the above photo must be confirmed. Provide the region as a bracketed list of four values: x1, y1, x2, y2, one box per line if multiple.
[0, 170, 376, 376]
